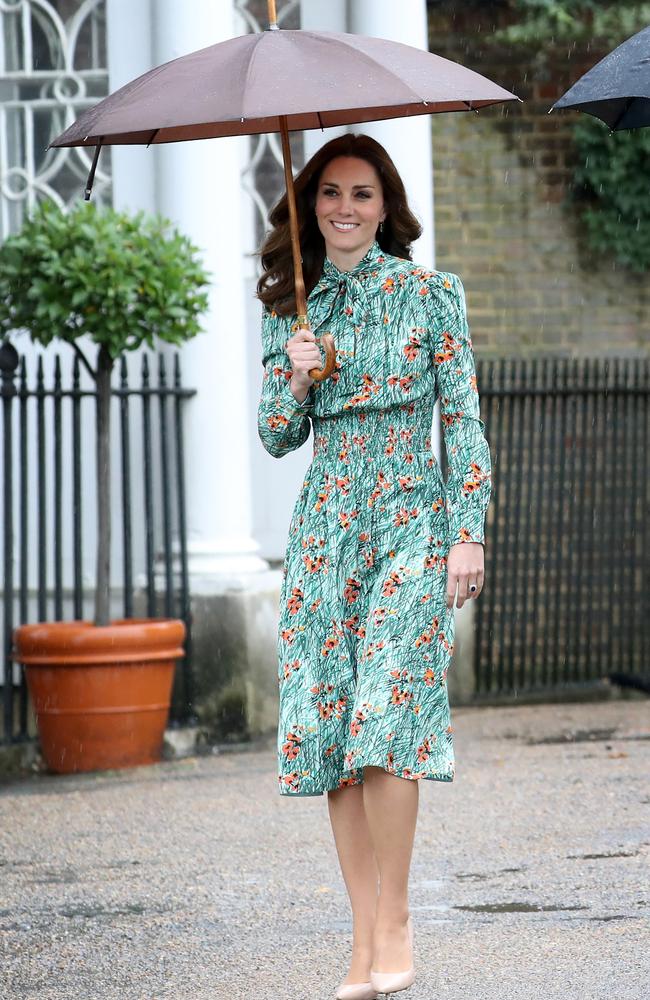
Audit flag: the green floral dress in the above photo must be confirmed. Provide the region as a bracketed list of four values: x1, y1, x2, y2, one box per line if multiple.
[258, 240, 491, 797]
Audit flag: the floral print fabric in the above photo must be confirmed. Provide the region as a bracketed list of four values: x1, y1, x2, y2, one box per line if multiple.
[257, 241, 491, 796]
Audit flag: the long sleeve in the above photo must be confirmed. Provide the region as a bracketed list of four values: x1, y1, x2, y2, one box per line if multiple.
[428, 273, 492, 547]
[257, 306, 314, 458]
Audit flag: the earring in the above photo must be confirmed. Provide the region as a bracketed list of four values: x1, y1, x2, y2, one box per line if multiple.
[379, 220, 384, 233]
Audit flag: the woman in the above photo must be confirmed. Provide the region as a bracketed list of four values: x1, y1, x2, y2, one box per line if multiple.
[257, 134, 491, 999]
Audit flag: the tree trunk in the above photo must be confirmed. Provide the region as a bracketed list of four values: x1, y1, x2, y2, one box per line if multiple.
[94, 346, 113, 627]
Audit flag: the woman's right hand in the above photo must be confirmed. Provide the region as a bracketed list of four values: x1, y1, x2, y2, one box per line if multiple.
[286, 328, 322, 389]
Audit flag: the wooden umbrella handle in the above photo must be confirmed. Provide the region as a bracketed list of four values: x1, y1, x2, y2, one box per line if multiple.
[310, 332, 337, 382]
[280, 116, 336, 384]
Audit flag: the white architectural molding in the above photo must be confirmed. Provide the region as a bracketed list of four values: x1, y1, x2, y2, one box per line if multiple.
[150, 0, 269, 581]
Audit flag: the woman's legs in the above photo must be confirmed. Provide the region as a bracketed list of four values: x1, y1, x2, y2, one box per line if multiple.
[327, 784, 379, 983]
[327, 768, 419, 980]
[362, 766, 419, 973]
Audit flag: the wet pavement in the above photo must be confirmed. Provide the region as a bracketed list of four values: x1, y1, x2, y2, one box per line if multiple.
[1, 698, 649, 1000]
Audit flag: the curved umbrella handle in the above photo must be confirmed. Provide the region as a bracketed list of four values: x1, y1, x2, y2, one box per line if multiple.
[309, 332, 337, 382]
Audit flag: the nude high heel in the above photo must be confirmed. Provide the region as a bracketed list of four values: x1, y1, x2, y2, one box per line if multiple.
[369, 916, 415, 996]
[335, 981, 378, 1000]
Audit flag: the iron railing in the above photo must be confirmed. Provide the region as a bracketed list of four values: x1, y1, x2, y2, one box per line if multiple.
[0, 340, 196, 745]
[470, 356, 650, 698]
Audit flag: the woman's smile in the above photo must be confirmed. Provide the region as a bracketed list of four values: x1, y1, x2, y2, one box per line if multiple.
[315, 155, 386, 271]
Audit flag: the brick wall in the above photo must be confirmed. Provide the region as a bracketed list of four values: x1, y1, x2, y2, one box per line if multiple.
[426, 2, 650, 357]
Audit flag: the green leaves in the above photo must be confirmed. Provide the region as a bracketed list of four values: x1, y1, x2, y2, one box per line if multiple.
[494, 1, 650, 48]
[570, 117, 650, 272]
[0, 200, 211, 369]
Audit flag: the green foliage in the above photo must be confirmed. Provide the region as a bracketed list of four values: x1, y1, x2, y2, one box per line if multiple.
[570, 117, 650, 272]
[493, 0, 650, 47]
[0, 200, 211, 363]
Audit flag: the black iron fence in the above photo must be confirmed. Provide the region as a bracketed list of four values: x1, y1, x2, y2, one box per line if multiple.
[0, 340, 196, 746]
[472, 356, 650, 699]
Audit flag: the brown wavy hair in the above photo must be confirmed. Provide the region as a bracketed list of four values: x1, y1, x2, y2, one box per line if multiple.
[256, 133, 423, 316]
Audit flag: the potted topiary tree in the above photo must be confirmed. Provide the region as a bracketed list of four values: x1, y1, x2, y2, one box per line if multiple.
[0, 200, 210, 774]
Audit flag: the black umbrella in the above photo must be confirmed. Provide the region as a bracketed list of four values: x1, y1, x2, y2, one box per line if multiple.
[552, 25, 650, 129]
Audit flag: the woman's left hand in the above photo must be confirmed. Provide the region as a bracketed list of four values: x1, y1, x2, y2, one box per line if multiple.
[446, 542, 485, 609]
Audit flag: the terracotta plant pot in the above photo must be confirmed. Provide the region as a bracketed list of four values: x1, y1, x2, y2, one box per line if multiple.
[12, 618, 186, 774]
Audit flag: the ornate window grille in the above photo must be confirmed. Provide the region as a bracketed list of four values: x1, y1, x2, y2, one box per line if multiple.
[0, 0, 111, 242]
[234, 0, 302, 252]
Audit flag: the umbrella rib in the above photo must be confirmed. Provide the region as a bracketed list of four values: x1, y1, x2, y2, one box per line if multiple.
[84, 139, 103, 201]
[610, 96, 635, 131]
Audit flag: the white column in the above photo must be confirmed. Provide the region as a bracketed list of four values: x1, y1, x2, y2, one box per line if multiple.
[154, 0, 269, 587]
[106, 0, 156, 213]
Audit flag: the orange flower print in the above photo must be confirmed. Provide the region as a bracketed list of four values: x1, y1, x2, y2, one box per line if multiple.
[462, 478, 482, 497]
[267, 413, 289, 432]
[261, 250, 490, 797]
[441, 330, 460, 351]
[362, 547, 376, 570]
[364, 640, 385, 661]
[434, 348, 455, 366]
[321, 632, 340, 656]
[350, 709, 367, 737]
[280, 772, 300, 792]
[317, 700, 335, 721]
[282, 730, 302, 761]
[403, 334, 422, 362]
[344, 576, 361, 605]
[382, 571, 403, 597]
[390, 686, 412, 706]
[281, 659, 301, 680]
[338, 509, 360, 530]
[394, 507, 419, 527]
[368, 471, 391, 507]
[303, 553, 326, 574]
[343, 614, 362, 636]
[286, 586, 303, 616]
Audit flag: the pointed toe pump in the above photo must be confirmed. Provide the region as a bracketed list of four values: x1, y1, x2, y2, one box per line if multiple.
[335, 981, 378, 1000]
[369, 916, 415, 996]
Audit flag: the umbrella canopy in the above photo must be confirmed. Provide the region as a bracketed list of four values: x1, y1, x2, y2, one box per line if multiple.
[552, 25, 650, 130]
[51, 29, 518, 147]
[49, 10, 520, 381]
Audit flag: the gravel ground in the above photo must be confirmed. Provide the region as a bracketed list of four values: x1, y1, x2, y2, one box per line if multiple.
[1, 699, 649, 1000]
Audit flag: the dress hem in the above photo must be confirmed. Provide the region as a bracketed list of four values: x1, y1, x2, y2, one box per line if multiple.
[278, 761, 454, 797]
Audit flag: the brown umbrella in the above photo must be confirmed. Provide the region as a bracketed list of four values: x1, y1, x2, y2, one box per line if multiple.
[50, 0, 520, 381]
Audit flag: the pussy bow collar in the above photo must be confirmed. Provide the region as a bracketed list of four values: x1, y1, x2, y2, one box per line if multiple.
[307, 240, 386, 336]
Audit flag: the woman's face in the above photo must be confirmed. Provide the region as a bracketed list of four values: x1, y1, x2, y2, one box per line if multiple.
[314, 155, 386, 267]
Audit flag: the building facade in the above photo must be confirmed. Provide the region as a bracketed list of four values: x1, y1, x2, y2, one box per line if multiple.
[0, 1, 437, 728]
